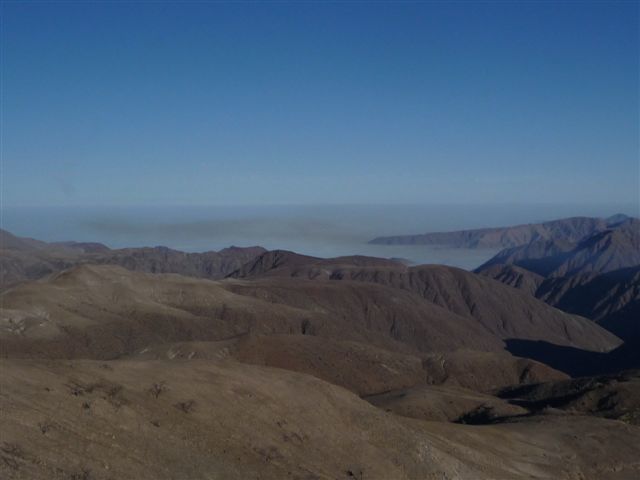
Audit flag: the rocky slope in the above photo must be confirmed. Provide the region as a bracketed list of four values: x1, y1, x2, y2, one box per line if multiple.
[474, 264, 545, 295]
[3, 358, 640, 480]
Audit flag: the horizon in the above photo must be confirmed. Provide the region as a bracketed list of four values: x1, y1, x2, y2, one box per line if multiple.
[1, 203, 637, 269]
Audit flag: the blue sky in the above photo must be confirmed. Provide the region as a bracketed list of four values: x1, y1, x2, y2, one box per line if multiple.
[2, 1, 638, 207]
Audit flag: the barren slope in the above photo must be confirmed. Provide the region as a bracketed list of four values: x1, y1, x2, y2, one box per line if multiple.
[231, 252, 621, 353]
[476, 220, 640, 344]
[2, 359, 639, 480]
[475, 264, 545, 295]
[0, 264, 506, 359]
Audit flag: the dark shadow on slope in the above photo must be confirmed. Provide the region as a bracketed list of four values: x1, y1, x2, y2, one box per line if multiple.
[598, 301, 640, 344]
[454, 405, 531, 425]
[496, 370, 640, 424]
[505, 339, 640, 377]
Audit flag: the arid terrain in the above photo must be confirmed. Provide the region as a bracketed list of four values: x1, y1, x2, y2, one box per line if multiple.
[4, 0, 637, 476]
[1, 215, 639, 479]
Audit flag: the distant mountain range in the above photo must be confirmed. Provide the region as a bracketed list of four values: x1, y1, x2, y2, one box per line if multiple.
[369, 214, 633, 248]
[0, 228, 266, 290]
[477, 217, 640, 277]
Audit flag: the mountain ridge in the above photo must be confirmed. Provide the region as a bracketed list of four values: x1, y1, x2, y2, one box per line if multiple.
[369, 214, 633, 248]
[0, 228, 267, 290]
[476, 218, 640, 347]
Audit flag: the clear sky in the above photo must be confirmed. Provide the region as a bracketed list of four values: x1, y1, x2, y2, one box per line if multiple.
[2, 1, 638, 207]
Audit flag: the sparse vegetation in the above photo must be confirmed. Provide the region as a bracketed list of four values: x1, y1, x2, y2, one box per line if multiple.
[0, 442, 24, 470]
[173, 400, 195, 413]
[148, 381, 167, 399]
[69, 467, 92, 480]
[346, 469, 364, 480]
[66, 381, 100, 397]
[38, 421, 52, 435]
